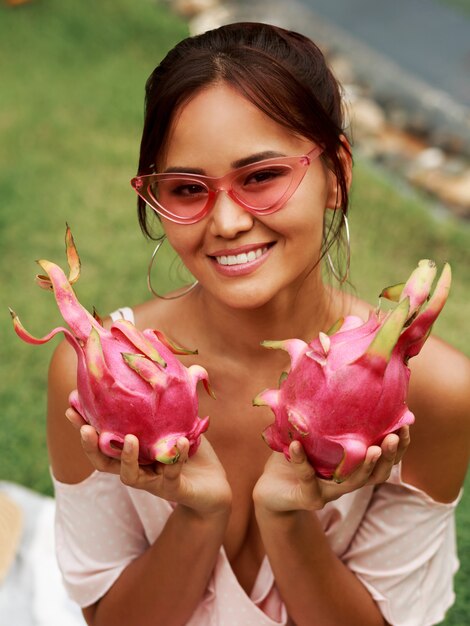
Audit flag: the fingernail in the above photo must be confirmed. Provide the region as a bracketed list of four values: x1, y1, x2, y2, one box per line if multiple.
[387, 441, 398, 454]
[291, 441, 301, 455]
[65, 408, 74, 420]
[80, 427, 89, 443]
[123, 437, 132, 453]
[371, 450, 382, 463]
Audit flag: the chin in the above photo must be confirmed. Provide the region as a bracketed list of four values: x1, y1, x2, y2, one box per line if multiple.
[213, 282, 281, 311]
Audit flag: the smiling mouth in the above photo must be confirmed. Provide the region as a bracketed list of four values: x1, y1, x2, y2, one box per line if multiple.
[215, 246, 270, 266]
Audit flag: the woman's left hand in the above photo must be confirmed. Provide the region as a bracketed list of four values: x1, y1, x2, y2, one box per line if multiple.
[253, 426, 410, 513]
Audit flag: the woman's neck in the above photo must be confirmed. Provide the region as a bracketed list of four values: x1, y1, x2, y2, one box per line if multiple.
[190, 275, 348, 361]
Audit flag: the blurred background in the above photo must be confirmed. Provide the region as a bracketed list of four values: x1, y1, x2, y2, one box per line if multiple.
[0, 1, 468, 623]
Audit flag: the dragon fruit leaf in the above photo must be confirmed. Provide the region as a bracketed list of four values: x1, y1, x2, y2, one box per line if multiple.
[327, 313, 380, 346]
[287, 408, 310, 436]
[98, 432, 125, 460]
[159, 416, 210, 462]
[260, 340, 285, 350]
[35, 274, 54, 290]
[261, 338, 307, 369]
[400, 259, 437, 317]
[85, 327, 107, 382]
[191, 414, 210, 436]
[100, 432, 156, 466]
[305, 347, 328, 367]
[83, 333, 150, 412]
[68, 390, 85, 417]
[10, 307, 81, 350]
[261, 423, 286, 453]
[85, 327, 129, 395]
[188, 364, 215, 398]
[34, 225, 81, 291]
[253, 388, 281, 408]
[318, 332, 331, 355]
[121, 353, 168, 388]
[36, 259, 97, 341]
[64, 223, 81, 284]
[153, 437, 181, 464]
[153, 329, 198, 355]
[93, 307, 104, 327]
[331, 408, 414, 481]
[380, 282, 405, 302]
[187, 414, 210, 450]
[112, 320, 166, 368]
[330, 437, 369, 482]
[279, 371, 289, 386]
[384, 408, 415, 433]
[398, 262, 451, 358]
[326, 317, 345, 335]
[11, 310, 89, 393]
[354, 298, 410, 374]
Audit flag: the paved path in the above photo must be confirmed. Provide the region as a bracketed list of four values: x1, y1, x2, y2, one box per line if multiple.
[298, 0, 470, 108]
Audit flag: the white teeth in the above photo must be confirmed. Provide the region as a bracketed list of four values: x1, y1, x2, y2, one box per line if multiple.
[216, 247, 268, 266]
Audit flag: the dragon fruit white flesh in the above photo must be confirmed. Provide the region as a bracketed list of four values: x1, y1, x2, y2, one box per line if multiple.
[10, 226, 213, 465]
[254, 260, 451, 481]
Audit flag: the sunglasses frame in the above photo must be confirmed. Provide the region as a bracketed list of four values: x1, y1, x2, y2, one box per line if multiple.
[131, 146, 323, 225]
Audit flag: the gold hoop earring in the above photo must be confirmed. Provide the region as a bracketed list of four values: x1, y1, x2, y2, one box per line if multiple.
[326, 212, 351, 284]
[147, 236, 199, 300]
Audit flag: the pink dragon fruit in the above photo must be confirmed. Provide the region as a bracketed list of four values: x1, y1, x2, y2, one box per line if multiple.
[10, 226, 213, 465]
[254, 260, 451, 481]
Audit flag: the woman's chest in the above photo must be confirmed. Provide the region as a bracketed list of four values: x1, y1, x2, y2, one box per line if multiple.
[199, 382, 275, 593]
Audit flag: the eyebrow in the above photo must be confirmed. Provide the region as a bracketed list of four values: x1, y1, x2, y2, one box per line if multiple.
[162, 150, 287, 175]
[231, 150, 286, 168]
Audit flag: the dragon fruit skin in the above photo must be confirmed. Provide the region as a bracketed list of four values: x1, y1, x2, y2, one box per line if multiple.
[10, 226, 212, 465]
[254, 260, 451, 482]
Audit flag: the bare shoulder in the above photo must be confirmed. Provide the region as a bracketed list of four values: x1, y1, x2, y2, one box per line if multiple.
[104, 297, 177, 331]
[132, 291, 204, 348]
[403, 335, 470, 502]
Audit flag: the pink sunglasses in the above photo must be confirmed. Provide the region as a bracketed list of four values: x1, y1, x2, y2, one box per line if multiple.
[131, 146, 323, 224]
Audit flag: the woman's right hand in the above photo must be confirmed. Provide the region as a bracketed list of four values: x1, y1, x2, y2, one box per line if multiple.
[66, 407, 232, 518]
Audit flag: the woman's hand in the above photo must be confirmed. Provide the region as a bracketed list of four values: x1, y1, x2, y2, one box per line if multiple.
[253, 426, 410, 513]
[65, 407, 232, 517]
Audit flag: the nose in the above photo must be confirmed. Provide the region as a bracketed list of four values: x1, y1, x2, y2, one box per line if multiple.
[208, 190, 254, 239]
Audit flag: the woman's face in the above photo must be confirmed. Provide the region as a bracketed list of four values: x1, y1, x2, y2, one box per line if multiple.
[160, 83, 337, 309]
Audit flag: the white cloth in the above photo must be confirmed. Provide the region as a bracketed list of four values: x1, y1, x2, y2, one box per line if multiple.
[51, 466, 460, 626]
[0, 482, 85, 626]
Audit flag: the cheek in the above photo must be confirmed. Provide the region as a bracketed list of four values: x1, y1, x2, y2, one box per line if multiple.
[270, 185, 327, 238]
[163, 223, 204, 264]
[293, 175, 329, 236]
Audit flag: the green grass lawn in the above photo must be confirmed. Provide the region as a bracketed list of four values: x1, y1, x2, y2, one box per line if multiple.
[0, 1, 468, 623]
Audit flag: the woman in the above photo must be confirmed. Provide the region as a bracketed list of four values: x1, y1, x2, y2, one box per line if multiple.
[47, 22, 470, 626]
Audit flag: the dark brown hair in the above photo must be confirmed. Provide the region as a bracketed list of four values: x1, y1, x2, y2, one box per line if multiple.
[136, 22, 351, 242]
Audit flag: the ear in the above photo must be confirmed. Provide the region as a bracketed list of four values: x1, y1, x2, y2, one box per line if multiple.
[325, 135, 353, 211]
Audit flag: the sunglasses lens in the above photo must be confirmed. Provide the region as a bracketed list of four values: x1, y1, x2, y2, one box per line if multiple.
[149, 177, 210, 220]
[132, 155, 310, 223]
[232, 164, 294, 210]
